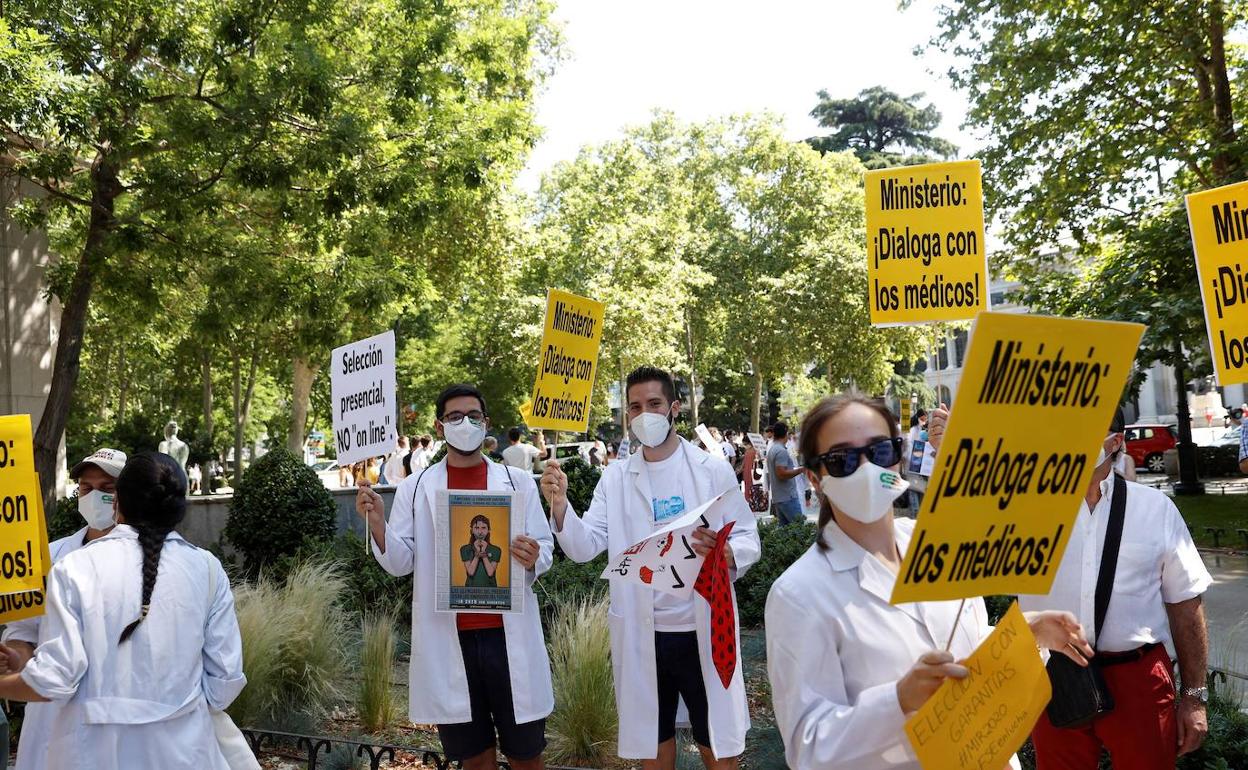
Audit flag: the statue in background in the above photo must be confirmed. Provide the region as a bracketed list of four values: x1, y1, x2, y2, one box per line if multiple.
[159, 420, 190, 472]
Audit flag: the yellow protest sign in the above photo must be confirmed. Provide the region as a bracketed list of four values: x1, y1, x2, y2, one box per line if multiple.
[0, 474, 52, 624]
[1185, 180, 1248, 385]
[527, 289, 606, 433]
[0, 415, 49, 595]
[891, 312, 1142, 603]
[866, 160, 989, 326]
[906, 602, 1050, 770]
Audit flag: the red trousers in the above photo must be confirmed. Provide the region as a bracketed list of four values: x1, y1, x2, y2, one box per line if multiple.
[1032, 644, 1177, 770]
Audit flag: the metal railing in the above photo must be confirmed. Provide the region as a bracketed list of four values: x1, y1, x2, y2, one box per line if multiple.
[240, 728, 591, 770]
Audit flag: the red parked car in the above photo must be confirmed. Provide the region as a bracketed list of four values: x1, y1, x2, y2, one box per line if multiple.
[1124, 423, 1177, 473]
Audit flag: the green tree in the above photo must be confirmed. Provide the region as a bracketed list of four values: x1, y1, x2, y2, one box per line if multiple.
[807, 86, 958, 168]
[920, 0, 1247, 491]
[690, 115, 923, 430]
[7, 0, 558, 495]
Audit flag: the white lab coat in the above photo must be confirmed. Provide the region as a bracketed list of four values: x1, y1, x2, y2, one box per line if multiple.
[3, 527, 91, 770]
[553, 438, 760, 759]
[19, 526, 245, 770]
[371, 459, 555, 725]
[765, 517, 1021, 770]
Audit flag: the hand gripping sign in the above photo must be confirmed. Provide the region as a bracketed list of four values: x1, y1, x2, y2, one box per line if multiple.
[890, 312, 1143, 604]
[905, 602, 1050, 770]
[866, 160, 990, 325]
[602, 491, 739, 687]
[1185, 180, 1248, 385]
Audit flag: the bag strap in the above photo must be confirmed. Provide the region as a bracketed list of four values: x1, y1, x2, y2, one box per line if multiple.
[1093, 472, 1128, 649]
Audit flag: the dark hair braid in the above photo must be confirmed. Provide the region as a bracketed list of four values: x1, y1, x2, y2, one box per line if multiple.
[115, 452, 188, 644]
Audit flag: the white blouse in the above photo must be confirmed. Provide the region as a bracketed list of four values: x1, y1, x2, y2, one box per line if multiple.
[766, 517, 1020, 770]
[20, 525, 245, 769]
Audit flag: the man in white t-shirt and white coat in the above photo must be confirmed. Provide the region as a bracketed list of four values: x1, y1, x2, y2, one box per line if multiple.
[929, 406, 1212, 769]
[540, 366, 760, 769]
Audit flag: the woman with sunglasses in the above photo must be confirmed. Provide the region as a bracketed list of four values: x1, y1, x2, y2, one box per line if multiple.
[764, 395, 1093, 769]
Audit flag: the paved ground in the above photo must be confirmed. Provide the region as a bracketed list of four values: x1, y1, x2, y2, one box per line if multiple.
[1202, 550, 1248, 702]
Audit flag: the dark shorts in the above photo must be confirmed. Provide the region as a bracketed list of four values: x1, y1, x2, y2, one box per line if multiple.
[436, 627, 547, 762]
[655, 631, 711, 749]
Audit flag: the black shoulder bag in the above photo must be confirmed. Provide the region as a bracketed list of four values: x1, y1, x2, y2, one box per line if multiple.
[1043, 472, 1126, 729]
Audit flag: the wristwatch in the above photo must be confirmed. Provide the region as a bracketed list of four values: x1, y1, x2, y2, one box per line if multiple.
[1182, 686, 1209, 704]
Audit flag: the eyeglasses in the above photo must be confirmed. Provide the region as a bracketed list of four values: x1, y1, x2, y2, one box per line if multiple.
[808, 437, 904, 478]
[442, 411, 486, 426]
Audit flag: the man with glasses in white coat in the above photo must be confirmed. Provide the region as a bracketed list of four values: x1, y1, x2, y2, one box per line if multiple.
[540, 366, 760, 770]
[356, 384, 553, 770]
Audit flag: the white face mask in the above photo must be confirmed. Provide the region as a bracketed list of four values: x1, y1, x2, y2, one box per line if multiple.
[819, 461, 910, 524]
[631, 410, 673, 448]
[77, 489, 116, 530]
[443, 419, 487, 453]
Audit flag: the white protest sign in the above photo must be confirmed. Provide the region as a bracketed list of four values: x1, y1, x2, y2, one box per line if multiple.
[601, 491, 731, 597]
[695, 424, 717, 453]
[746, 432, 767, 454]
[331, 330, 397, 467]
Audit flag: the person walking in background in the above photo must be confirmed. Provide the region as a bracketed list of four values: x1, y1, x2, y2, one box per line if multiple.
[502, 428, 541, 471]
[0, 452, 247, 769]
[766, 422, 805, 524]
[384, 435, 411, 485]
[483, 436, 504, 462]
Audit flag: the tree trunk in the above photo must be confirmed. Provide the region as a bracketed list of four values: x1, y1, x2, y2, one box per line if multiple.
[750, 366, 763, 433]
[97, 343, 112, 421]
[115, 346, 129, 421]
[683, 311, 700, 426]
[200, 348, 214, 441]
[619, 362, 628, 436]
[1172, 344, 1205, 495]
[287, 355, 318, 455]
[231, 348, 242, 484]
[34, 157, 120, 510]
[1208, 0, 1239, 183]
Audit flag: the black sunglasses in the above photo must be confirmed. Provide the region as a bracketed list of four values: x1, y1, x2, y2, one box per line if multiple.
[807, 437, 904, 478]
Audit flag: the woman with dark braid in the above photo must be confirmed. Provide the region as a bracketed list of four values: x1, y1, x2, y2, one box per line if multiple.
[0, 452, 246, 769]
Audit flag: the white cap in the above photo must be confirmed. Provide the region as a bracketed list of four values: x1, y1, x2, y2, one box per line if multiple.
[70, 448, 127, 480]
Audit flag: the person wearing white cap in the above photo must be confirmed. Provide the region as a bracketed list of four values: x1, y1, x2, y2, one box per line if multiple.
[0, 447, 125, 770]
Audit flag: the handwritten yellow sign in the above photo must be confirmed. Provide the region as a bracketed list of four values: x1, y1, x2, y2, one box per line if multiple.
[906, 602, 1050, 770]
[527, 289, 606, 433]
[892, 313, 1142, 603]
[1185, 180, 1248, 385]
[0, 415, 49, 596]
[866, 160, 989, 326]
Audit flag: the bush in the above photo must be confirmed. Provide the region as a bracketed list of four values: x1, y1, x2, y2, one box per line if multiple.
[228, 560, 349, 728]
[735, 519, 818, 628]
[226, 448, 337, 576]
[536, 550, 609, 629]
[357, 611, 401, 734]
[561, 456, 602, 515]
[48, 497, 82, 542]
[1196, 444, 1244, 478]
[288, 532, 413, 627]
[546, 595, 617, 765]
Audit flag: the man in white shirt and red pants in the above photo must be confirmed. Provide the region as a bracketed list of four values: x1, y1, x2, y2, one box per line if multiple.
[934, 406, 1211, 768]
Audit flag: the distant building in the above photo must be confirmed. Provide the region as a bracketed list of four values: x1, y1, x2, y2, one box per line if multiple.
[0, 171, 67, 490]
